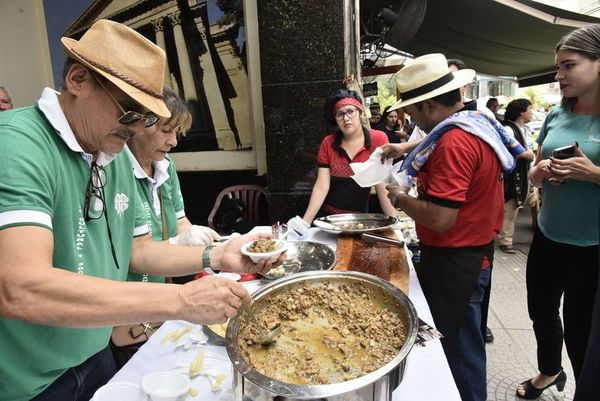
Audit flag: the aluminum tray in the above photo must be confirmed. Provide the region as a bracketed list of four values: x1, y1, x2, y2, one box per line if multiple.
[261, 241, 336, 280]
[313, 213, 398, 234]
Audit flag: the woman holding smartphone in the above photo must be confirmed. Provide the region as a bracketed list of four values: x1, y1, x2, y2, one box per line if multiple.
[375, 105, 405, 143]
[516, 24, 600, 399]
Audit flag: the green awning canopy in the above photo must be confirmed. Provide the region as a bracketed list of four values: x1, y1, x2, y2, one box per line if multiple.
[402, 0, 600, 86]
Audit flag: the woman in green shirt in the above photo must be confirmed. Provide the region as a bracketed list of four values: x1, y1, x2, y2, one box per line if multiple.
[517, 24, 600, 399]
[125, 86, 221, 284]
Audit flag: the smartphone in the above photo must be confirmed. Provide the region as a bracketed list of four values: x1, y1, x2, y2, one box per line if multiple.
[552, 144, 577, 160]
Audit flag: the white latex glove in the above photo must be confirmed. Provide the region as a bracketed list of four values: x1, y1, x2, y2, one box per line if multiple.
[168, 225, 221, 246]
[286, 215, 311, 236]
[215, 232, 241, 247]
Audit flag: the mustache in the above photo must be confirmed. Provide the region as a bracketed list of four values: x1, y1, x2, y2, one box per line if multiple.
[113, 128, 137, 141]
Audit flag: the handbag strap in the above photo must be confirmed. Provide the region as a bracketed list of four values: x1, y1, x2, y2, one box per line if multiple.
[159, 187, 168, 241]
[159, 187, 173, 284]
[130, 322, 163, 339]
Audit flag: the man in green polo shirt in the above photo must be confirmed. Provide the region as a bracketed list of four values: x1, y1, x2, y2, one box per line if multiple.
[0, 20, 280, 401]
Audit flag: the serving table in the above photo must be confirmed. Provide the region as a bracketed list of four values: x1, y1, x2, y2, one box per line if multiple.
[108, 227, 460, 401]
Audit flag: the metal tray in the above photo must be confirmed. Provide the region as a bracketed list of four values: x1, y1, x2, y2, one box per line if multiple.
[261, 241, 336, 280]
[313, 213, 398, 234]
[203, 321, 228, 345]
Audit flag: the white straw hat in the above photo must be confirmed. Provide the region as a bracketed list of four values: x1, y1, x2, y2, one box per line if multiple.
[389, 53, 475, 111]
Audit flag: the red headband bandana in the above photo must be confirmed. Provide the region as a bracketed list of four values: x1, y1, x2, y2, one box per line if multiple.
[333, 97, 364, 115]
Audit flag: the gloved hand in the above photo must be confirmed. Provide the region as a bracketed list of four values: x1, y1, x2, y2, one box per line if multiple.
[168, 225, 221, 246]
[286, 215, 311, 236]
[214, 232, 241, 247]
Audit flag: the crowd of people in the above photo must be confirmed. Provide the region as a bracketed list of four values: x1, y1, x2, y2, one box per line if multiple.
[378, 24, 600, 401]
[0, 15, 599, 401]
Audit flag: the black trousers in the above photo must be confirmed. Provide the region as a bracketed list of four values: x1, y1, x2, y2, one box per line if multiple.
[31, 346, 116, 401]
[574, 246, 600, 401]
[526, 228, 599, 380]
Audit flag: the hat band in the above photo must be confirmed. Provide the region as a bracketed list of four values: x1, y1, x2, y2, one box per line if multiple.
[400, 72, 454, 102]
[71, 49, 163, 99]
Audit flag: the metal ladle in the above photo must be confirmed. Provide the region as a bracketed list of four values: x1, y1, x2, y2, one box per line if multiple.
[240, 303, 282, 345]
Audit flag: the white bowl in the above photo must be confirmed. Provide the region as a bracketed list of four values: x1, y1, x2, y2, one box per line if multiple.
[240, 239, 287, 263]
[141, 371, 190, 401]
[93, 382, 146, 401]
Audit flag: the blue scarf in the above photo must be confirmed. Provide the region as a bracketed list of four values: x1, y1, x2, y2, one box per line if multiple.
[399, 110, 526, 177]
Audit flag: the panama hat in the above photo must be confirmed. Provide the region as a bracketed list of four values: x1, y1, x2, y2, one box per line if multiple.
[389, 53, 475, 111]
[61, 19, 170, 118]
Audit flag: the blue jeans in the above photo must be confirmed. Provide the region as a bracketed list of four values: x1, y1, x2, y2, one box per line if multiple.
[31, 346, 116, 401]
[444, 268, 491, 401]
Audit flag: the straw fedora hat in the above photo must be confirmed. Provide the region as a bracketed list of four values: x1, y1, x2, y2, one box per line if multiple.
[61, 19, 170, 118]
[389, 53, 475, 111]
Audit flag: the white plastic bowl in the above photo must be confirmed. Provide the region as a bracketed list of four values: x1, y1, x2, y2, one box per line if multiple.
[240, 239, 287, 263]
[93, 382, 146, 401]
[141, 371, 190, 401]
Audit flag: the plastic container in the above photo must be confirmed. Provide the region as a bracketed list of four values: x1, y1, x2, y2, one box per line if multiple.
[93, 382, 146, 401]
[141, 371, 190, 401]
[240, 239, 287, 263]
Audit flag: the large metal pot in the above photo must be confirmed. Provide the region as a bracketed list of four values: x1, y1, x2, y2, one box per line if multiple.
[226, 271, 418, 401]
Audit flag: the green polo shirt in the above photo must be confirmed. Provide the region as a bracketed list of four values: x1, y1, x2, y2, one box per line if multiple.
[126, 149, 185, 283]
[0, 88, 149, 401]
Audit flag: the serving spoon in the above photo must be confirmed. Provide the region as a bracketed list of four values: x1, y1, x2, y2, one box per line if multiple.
[240, 303, 282, 345]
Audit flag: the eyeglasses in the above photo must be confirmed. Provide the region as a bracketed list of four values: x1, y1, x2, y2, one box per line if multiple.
[84, 163, 107, 220]
[84, 162, 121, 270]
[94, 75, 160, 128]
[335, 107, 359, 121]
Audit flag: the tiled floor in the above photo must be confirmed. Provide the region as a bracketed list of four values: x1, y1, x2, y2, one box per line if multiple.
[487, 207, 573, 400]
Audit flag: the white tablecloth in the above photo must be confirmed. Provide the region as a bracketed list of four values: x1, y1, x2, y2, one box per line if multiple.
[110, 227, 460, 401]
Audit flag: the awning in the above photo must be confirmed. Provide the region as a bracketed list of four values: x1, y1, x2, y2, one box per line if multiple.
[401, 0, 600, 86]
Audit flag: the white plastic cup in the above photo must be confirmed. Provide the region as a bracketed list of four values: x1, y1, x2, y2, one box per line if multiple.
[141, 371, 190, 401]
[93, 382, 146, 401]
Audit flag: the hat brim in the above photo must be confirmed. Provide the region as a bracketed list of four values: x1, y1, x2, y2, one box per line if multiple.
[389, 69, 476, 112]
[61, 37, 171, 118]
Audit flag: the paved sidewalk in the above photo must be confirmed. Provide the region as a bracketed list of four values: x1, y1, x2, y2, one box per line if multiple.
[487, 207, 573, 401]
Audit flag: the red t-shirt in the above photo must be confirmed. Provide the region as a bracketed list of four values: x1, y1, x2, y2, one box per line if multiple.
[317, 129, 389, 213]
[416, 128, 503, 248]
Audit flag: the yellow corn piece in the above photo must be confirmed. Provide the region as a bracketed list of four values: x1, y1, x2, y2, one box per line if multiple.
[189, 350, 205, 377]
[189, 387, 199, 397]
[211, 373, 227, 392]
[160, 326, 193, 345]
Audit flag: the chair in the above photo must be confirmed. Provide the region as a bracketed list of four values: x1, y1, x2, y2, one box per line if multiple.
[208, 185, 267, 231]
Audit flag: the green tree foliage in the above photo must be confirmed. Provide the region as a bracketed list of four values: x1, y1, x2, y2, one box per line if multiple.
[520, 87, 541, 110]
[216, 0, 244, 27]
[376, 79, 398, 111]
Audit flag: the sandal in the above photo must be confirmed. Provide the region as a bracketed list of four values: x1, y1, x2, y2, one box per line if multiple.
[516, 370, 566, 399]
[500, 244, 516, 254]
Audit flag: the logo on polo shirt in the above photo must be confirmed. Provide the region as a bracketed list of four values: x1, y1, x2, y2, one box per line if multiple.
[587, 135, 600, 143]
[114, 193, 129, 217]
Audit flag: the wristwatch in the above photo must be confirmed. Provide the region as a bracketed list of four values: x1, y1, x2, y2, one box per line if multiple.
[202, 245, 220, 274]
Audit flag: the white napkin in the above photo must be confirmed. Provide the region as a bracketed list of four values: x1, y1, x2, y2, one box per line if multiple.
[350, 148, 393, 187]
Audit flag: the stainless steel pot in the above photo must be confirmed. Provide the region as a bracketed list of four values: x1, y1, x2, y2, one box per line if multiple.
[226, 271, 418, 401]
